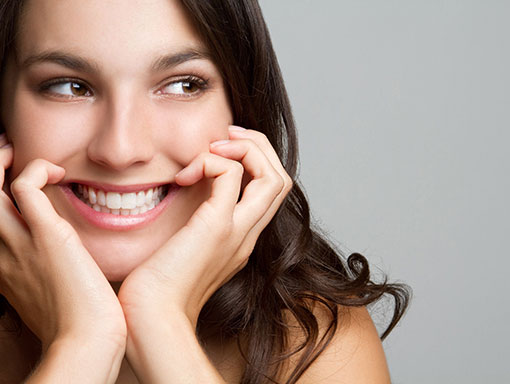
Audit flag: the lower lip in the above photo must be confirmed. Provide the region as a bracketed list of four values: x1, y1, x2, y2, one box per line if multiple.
[61, 185, 180, 231]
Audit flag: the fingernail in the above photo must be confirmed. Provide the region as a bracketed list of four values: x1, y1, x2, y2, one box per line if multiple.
[1, 143, 12, 149]
[210, 139, 230, 147]
[229, 126, 246, 131]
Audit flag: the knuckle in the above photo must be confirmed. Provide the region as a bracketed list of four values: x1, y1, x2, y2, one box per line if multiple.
[270, 173, 285, 194]
[0, 147, 13, 164]
[236, 255, 250, 271]
[197, 152, 210, 163]
[252, 130, 269, 143]
[10, 178, 31, 196]
[27, 158, 47, 169]
[229, 160, 244, 176]
[244, 137, 257, 148]
[235, 243, 255, 266]
[283, 175, 293, 194]
[52, 220, 77, 243]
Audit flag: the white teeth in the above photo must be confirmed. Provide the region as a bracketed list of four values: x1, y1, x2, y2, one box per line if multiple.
[136, 191, 145, 207]
[121, 193, 137, 209]
[145, 188, 153, 205]
[76, 184, 167, 215]
[97, 190, 106, 206]
[106, 192, 122, 210]
[89, 188, 97, 204]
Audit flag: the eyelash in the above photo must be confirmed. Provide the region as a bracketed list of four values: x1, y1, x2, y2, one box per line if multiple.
[38, 75, 209, 100]
[157, 75, 209, 98]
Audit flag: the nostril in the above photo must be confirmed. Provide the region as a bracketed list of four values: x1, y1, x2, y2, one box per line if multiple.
[86, 126, 155, 171]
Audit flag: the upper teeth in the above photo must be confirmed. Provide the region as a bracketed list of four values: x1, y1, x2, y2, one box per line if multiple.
[76, 184, 165, 214]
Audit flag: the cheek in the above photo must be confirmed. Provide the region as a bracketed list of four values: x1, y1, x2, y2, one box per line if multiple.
[6, 88, 233, 177]
[152, 98, 233, 164]
[7, 95, 92, 178]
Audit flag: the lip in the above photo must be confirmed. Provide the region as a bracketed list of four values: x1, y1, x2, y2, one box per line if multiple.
[64, 180, 168, 193]
[60, 182, 180, 231]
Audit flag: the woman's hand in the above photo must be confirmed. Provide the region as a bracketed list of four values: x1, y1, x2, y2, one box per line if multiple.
[118, 126, 292, 324]
[117, 126, 292, 382]
[0, 135, 126, 382]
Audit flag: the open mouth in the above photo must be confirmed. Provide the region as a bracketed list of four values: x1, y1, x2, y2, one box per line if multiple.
[71, 183, 170, 215]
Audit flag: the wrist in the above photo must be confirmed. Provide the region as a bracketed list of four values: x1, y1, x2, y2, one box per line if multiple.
[28, 335, 125, 384]
[125, 313, 225, 383]
[123, 301, 200, 335]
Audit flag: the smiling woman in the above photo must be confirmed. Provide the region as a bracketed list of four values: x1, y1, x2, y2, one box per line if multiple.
[1, 0, 235, 282]
[0, 0, 409, 383]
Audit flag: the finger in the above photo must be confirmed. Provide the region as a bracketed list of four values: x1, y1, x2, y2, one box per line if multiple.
[0, 193, 28, 247]
[9, 159, 66, 230]
[0, 142, 27, 243]
[0, 133, 9, 147]
[228, 126, 293, 192]
[175, 151, 243, 218]
[0, 140, 13, 188]
[212, 131, 295, 262]
[209, 138, 284, 231]
[227, 127, 293, 231]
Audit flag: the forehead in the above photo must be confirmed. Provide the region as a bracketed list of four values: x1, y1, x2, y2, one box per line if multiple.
[16, 0, 206, 70]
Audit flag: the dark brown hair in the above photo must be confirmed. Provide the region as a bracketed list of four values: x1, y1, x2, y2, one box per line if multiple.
[0, 1, 410, 382]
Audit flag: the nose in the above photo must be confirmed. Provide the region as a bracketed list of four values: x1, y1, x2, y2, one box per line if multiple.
[87, 95, 154, 171]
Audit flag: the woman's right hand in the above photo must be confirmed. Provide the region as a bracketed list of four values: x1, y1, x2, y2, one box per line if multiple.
[0, 135, 126, 382]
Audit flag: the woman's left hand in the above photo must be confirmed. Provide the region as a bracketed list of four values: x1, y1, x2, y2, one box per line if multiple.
[117, 126, 292, 382]
[118, 126, 292, 324]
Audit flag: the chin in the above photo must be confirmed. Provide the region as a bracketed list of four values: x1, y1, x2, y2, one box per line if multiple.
[83, 237, 156, 282]
[101, 261, 139, 282]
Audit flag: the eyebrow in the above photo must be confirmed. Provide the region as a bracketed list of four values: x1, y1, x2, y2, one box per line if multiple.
[19, 48, 211, 74]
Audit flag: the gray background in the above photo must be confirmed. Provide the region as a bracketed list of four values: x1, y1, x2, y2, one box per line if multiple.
[259, 1, 509, 383]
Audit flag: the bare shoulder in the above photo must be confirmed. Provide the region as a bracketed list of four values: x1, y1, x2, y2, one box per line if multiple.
[280, 303, 391, 383]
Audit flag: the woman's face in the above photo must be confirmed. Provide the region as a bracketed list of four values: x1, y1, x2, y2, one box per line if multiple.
[0, 0, 233, 281]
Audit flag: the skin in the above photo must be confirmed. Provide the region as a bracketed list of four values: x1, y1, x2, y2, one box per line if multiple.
[1, 0, 234, 282]
[0, 0, 391, 382]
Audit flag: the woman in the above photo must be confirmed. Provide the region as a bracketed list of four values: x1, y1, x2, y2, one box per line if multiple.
[0, 0, 409, 382]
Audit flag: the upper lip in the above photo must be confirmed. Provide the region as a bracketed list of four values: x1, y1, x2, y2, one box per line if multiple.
[63, 180, 173, 193]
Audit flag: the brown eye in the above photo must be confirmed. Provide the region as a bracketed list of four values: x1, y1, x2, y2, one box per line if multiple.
[40, 80, 92, 98]
[70, 82, 89, 96]
[159, 76, 207, 98]
[181, 81, 199, 94]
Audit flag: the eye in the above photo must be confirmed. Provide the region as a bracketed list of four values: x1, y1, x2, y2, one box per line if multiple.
[39, 79, 92, 98]
[159, 76, 208, 98]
